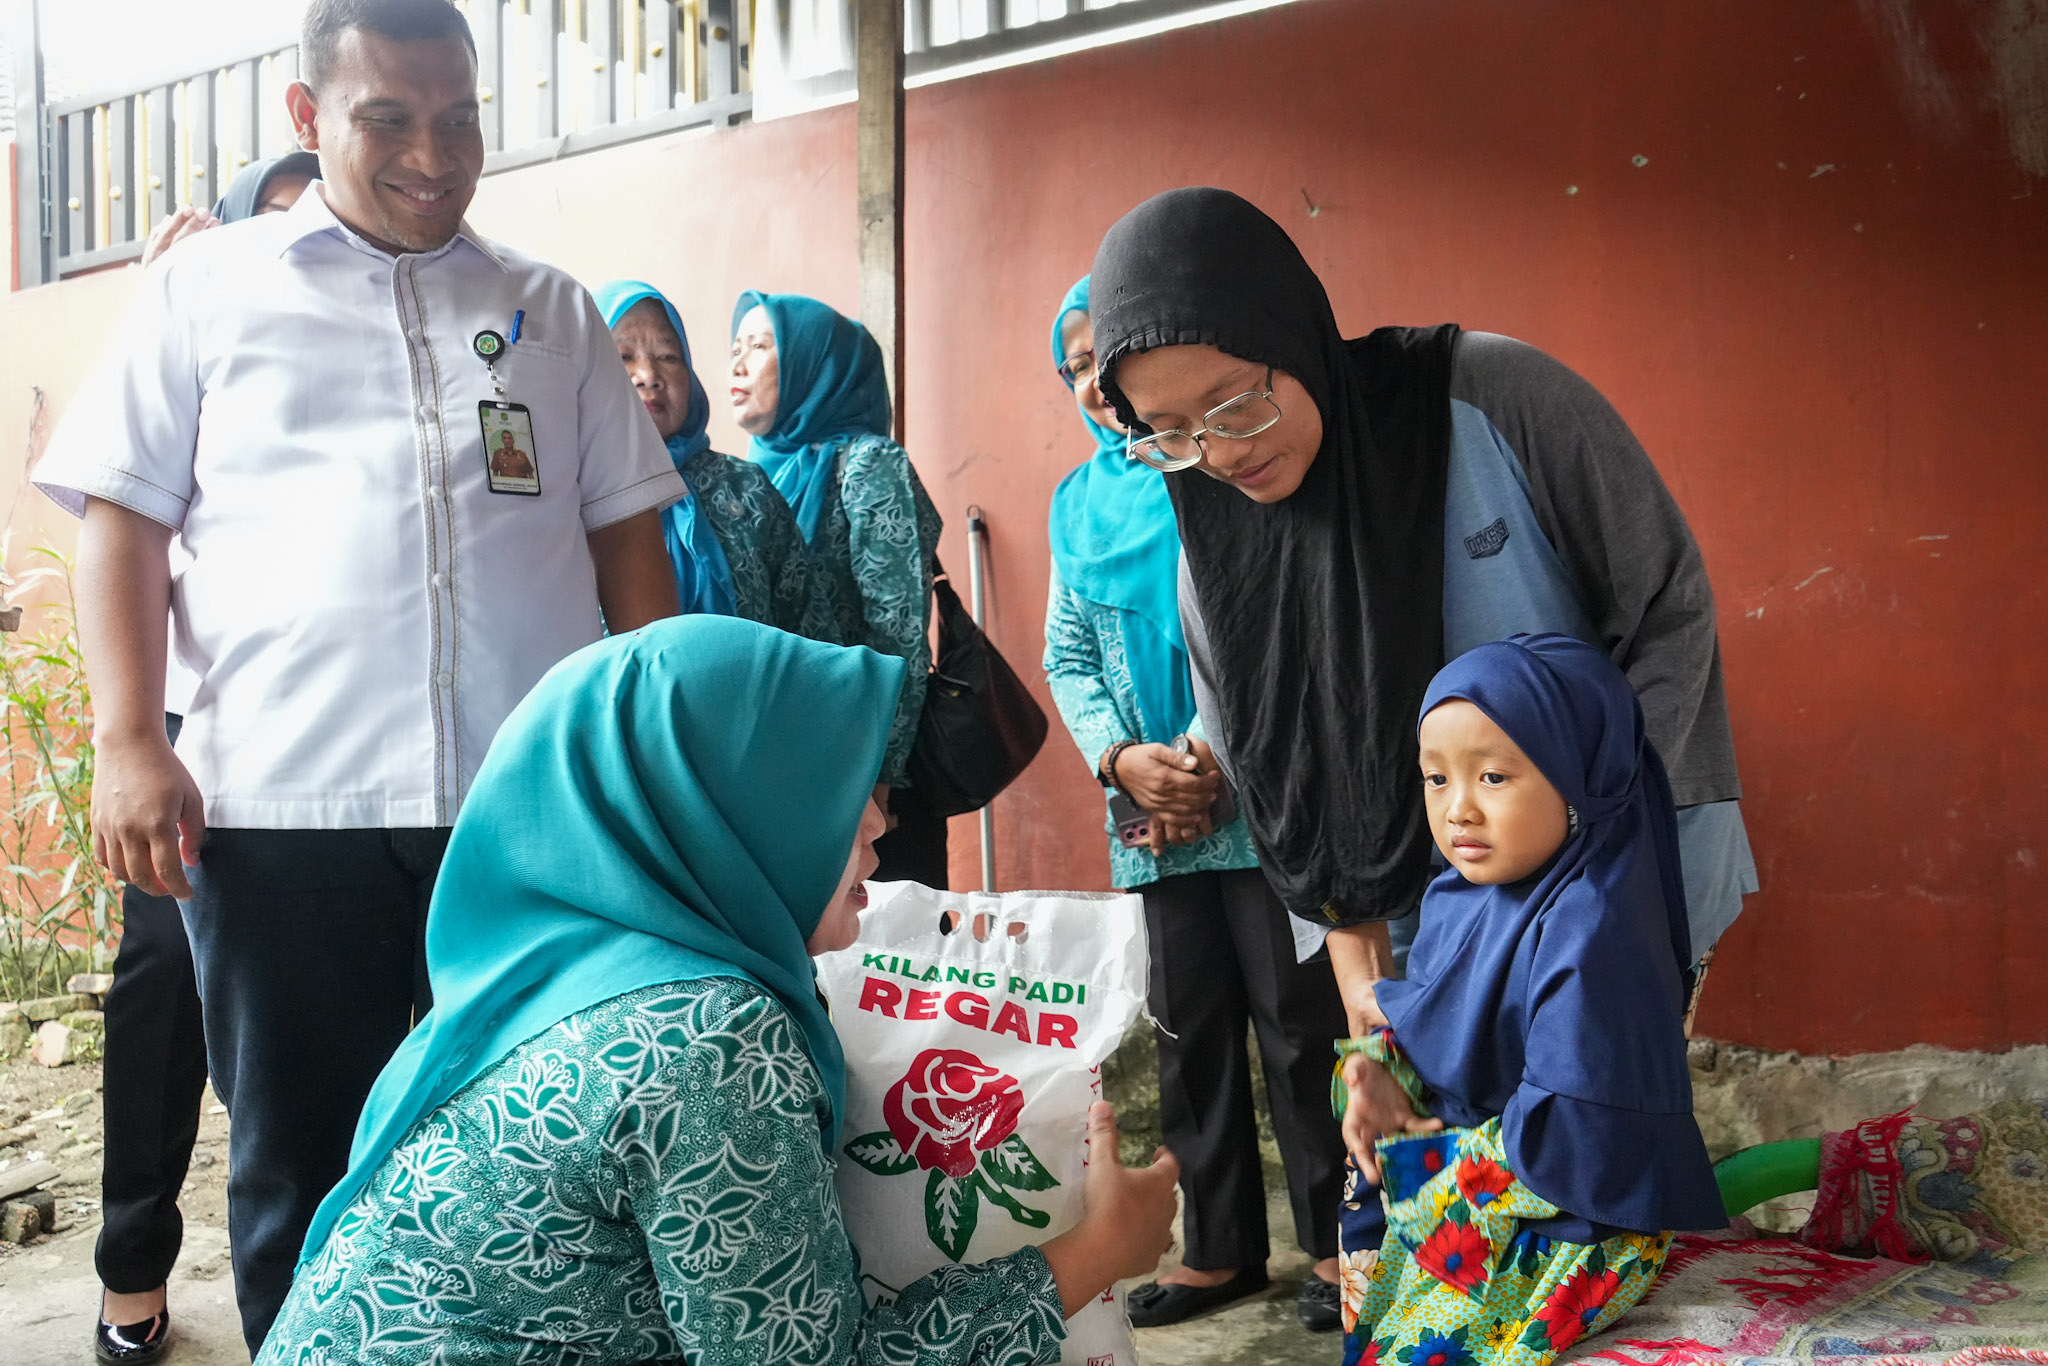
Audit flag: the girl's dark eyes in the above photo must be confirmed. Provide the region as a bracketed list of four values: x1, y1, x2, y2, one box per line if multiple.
[1480, 772, 1509, 786]
[1422, 773, 1446, 788]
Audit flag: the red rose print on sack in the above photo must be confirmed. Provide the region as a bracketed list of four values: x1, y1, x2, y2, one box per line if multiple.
[884, 1048, 1027, 1179]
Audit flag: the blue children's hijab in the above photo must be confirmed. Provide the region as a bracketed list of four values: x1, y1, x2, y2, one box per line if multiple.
[297, 617, 904, 1266]
[1375, 634, 1724, 1234]
[731, 290, 892, 543]
[1046, 275, 1194, 742]
[593, 280, 738, 618]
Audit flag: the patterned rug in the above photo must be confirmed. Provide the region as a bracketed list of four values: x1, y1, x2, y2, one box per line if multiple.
[1557, 1232, 2048, 1365]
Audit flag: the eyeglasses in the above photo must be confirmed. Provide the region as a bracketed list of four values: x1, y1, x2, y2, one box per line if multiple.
[1125, 367, 1282, 472]
[1057, 350, 1096, 385]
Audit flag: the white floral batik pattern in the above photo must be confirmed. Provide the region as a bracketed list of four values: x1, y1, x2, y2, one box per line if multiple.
[804, 434, 944, 787]
[1041, 562, 1263, 891]
[258, 979, 1065, 1365]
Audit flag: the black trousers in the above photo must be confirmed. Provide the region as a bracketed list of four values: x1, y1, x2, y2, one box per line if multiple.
[95, 878, 210, 1293]
[97, 712, 210, 1295]
[183, 827, 449, 1355]
[873, 783, 949, 887]
[1144, 866, 1349, 1268]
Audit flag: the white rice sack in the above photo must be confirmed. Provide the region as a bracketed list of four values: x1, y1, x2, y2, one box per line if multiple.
[817, 882, 1150, 1366]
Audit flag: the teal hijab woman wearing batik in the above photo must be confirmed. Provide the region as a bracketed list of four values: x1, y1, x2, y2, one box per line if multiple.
[258, 617, 1175, 1364]
[594, 280, 830, 636]
[731, 290, 947, 886]
[1041, 275, 1352, 1332]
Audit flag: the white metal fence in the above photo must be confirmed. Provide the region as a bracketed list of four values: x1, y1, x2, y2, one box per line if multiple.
[10, 0, 1268, 285]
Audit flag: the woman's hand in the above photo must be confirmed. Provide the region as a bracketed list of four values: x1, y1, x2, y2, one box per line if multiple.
[1340, 1053, 1442, 1181]
[140, 205, 216, 268]
[1145, 808, 1213, 854]
[1143, 735, 1225, 850]
[1326, 922, 1394, 1037]
[1109, 743, 1217, 819]
[1042, 1103, 1181, 1317]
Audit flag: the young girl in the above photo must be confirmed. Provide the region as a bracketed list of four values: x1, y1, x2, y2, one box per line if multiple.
[1336, 634, 1726, 1366]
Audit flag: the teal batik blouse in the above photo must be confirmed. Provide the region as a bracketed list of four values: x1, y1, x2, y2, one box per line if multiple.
[684, 447, 837, 639]
[801, 435, 944, 788]
[1043, 561, 1260, 892]
[258, 979, 1065, 1366]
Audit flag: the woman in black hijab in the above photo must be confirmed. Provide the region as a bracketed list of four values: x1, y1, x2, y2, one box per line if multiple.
[1090, 185, 1752, 1084]
[137, 151, 320, 267]
[95, 150, 321, 1365]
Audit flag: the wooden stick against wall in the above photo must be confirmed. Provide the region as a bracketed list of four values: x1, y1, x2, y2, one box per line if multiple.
[855, 0, 906, 442]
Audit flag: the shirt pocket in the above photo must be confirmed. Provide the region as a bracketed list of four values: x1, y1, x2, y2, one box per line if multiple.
[482, 343, 584, 498]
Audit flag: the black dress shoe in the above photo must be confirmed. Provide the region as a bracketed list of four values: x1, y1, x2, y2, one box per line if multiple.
[95, 1308, 171, 1364]
[1126, 1266, 1271, 1327]
[1296, 1274, 1342, 1333]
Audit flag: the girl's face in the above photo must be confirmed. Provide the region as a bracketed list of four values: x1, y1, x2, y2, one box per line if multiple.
[1058, 310, 1121, 436]
[1111, 342, 1323, 503]
[612, 299, 693, 442]
[806, 798, 888, 955]
[729, 303, 781, 437]
[1417, 699, 1570, 885]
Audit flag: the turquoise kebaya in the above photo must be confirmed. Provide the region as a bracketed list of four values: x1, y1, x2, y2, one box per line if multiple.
[593, 279, 739, 618]
[1046, 275, 1194, 742]
[731, 290, 893, 542]
[296, 616, 904, 1266]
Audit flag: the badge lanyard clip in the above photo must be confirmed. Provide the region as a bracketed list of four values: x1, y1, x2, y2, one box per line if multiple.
[472, 310, 525, 399]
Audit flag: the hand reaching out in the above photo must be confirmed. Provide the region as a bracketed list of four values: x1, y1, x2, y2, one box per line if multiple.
[1042, 1102, 1182, 1316]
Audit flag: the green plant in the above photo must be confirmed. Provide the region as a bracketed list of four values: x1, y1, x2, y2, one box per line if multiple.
[0, 545, 119, 1003]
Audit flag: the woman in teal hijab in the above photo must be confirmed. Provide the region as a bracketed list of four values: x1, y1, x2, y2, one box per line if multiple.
[731, 291, 947, 886]
[259, 617, 1179, 1364]
[1041, 276, 1352, 1333]
[594, 279, 831, 635]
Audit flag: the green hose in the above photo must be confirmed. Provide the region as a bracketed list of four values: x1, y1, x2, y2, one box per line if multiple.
[1713, 1137, 1822, 1218]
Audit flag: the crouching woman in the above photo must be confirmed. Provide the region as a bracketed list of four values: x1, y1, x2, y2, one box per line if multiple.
[258, 617, 1178, 1364]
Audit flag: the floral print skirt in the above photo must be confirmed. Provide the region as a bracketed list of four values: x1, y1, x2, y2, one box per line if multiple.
[1339, 1120, 1672, 1366]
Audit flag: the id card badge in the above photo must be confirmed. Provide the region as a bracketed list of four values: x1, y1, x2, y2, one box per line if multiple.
[478, 401, 541, 496]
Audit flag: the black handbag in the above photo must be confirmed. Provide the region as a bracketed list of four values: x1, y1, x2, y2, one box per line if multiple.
[906, 560, 1049, 817]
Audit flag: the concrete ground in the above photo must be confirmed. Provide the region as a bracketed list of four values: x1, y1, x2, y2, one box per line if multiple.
[1, 1031, 2044, 1365]
[0, 1059, 246, 1365]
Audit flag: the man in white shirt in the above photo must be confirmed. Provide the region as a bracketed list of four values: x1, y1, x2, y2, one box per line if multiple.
[35, 0, 684, 1350]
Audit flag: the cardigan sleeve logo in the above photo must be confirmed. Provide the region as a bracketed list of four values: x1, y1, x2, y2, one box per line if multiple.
[1462, 517, 1511, 559]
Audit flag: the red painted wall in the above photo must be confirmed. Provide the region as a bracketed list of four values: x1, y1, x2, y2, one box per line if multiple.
[18, 0, 2043, 1056]
[890, 0, 2047, 1055]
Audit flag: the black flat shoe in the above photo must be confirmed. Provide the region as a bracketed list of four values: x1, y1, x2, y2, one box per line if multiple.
[1296, 1274, 1342, 1333]
[1127, 1266, 1271, 1327]
[95, 1308, 171, 1364]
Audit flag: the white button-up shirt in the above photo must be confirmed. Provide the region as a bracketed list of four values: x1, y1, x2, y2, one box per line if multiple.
[36, 185, 685, 828]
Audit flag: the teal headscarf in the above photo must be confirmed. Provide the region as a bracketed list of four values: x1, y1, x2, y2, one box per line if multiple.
[1045, 275, 1195, 741]
[732, 290, 892, 543]
[592, 280, 738, 618]
[297, 616, 903, 1265]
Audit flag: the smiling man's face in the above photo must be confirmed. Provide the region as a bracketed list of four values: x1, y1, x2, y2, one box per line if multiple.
[288, 27, 483, 256]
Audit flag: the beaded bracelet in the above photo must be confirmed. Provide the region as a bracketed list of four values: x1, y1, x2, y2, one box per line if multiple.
[1098, 738, 1138, 794]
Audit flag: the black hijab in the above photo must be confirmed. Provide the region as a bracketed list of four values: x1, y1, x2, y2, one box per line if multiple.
[212, 151, 320, 224]
[1092, 187, 1459, 925]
